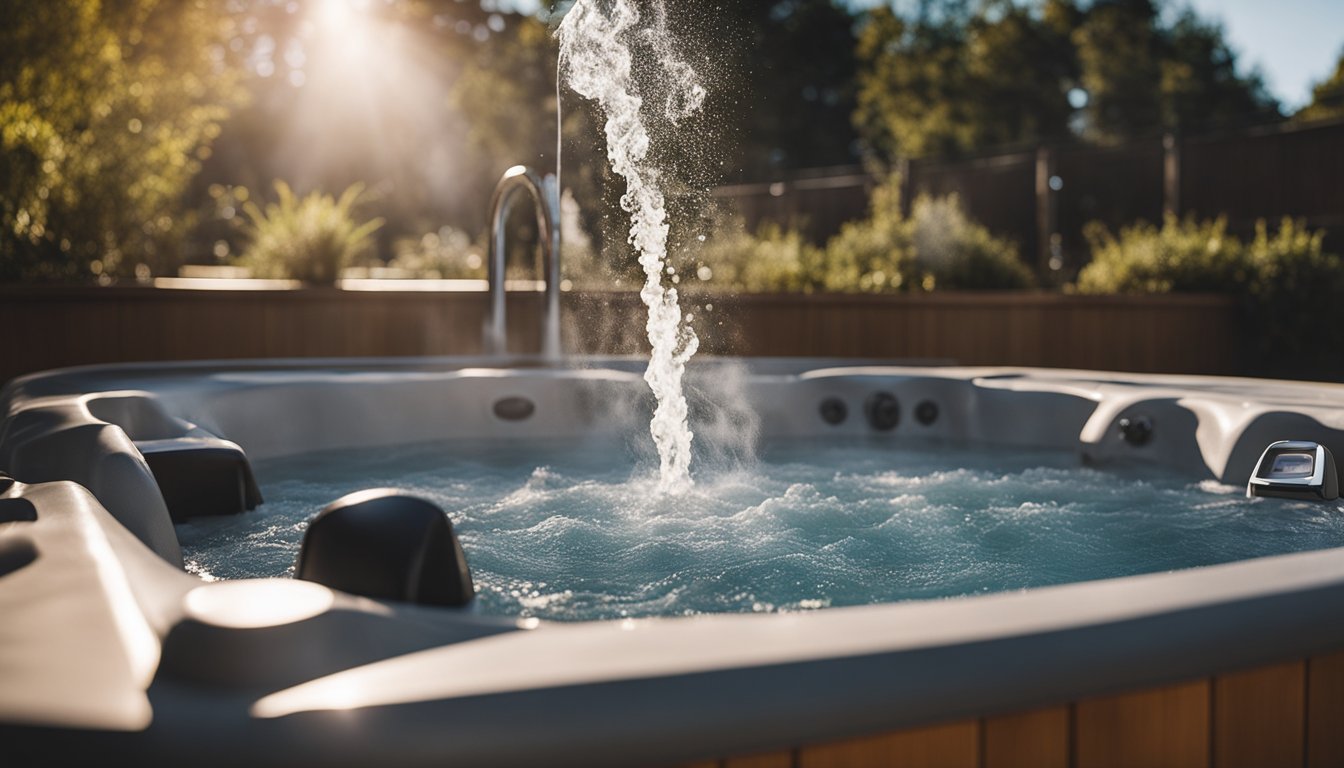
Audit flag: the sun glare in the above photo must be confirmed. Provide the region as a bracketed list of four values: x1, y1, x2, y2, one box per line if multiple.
[316, 0, 370, 33]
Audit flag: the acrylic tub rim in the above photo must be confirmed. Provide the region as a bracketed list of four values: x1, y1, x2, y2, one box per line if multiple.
[3, 354, 1344, 766]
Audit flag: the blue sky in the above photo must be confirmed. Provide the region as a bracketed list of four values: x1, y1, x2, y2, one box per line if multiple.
[846, 0, 1344, 110]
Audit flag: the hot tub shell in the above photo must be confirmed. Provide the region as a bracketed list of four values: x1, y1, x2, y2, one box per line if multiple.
[3, 356, 1344, 766]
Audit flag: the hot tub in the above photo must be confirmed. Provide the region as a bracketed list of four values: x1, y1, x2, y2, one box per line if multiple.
[2, 356, 1344, 767]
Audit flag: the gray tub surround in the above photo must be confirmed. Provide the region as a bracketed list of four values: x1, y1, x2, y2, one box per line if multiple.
[3, 357, 1344, 766]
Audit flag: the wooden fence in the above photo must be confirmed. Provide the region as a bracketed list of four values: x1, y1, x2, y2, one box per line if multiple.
[717, 118, 1344, 276]
[0, 286, 1243, 386]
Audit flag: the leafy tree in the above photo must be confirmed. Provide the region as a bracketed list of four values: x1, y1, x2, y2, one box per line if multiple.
[1069, 0, 1164, 141]
[1075, 1, 1278, 143]
[854, 8, 972, 159]
[685, 0, 863, 178]
[855, 1, 1077, 159]
[963, 1, 1078, 149]
[855, 0, 1280, 161]
[1297, 49, 1344, 122]
[0, 0, 244, 281]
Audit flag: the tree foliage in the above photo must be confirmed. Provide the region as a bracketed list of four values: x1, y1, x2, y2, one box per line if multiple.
[856, 1, 1077, 159]
[0, 0, 243, 281]
[680, 0, 862, 178]
[1297, 49, 1344, 123]
[855, 0, 1280, 161]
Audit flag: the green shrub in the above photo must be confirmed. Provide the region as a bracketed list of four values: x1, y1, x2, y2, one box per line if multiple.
[1076, 215, 1252, 294]
[907, 194, 1035, 290]
[822, 178, 919, 291]
[694, 217, 823, 292]
[1246, 218, 1344, 370]
[237, 182, 383, 286]
[693, 175, 1032, 294]
[821, 176, 1033, 292]
[1076, 214, 1344, 374]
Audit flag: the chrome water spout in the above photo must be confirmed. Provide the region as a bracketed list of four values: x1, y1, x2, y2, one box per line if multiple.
[485, 165, 562, 358]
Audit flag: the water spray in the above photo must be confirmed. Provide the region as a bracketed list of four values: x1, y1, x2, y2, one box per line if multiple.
[557, 0, 706, 492]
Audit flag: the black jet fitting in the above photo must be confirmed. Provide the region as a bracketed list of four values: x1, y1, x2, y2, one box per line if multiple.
[914, 400, 939, 426]
[819, 397, 848, 425]
[864, 392, 900, 431]
[1118, 416, 1153, 446]
[493, 396, 536, 421]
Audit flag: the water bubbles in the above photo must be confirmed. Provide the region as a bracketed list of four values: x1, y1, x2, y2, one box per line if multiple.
[180, 424, 1344, 623]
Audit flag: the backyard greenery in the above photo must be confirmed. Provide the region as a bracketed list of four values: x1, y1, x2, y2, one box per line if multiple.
[0, 0, 242, 281]
[854, 0, 1279, 160]
[1076, 216, 1252, 294]
[696, 175, 1033, 294]
[1297, 49, 1344, 123]
[1077, 215, 1344, 369]
[237, 182, 383, 286]
[0, 0, 1339, 307]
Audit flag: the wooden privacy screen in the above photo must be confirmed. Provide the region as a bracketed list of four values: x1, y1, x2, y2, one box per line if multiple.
[0, 287, 1241, 386]
[679, 650, 1344, 768]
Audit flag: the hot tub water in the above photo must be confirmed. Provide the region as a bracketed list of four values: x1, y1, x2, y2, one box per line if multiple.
[176, 439, 1344, 622]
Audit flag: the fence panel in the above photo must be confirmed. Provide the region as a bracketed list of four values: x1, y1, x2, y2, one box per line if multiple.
[713, 119, 1344, 266]
[0, 287, 1243, 387]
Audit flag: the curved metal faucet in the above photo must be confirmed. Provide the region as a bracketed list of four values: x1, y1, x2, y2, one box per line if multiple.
[485, 165, 562, 358]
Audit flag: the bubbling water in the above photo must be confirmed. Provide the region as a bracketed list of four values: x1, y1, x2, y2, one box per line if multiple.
[178, 437, 1344, 622]
[558, 0, 706, 492]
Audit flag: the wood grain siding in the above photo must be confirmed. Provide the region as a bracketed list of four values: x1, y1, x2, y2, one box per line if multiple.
[1074, 681, 1212, 768]
[1214, 662, 1306, 768]
[0, 287, 1242, 386]
[799, 721, 981, 768]
[982, 707, 1070, 768]
[1308, 650, 1344, 768]
[723, 752, 795, 768]
[671, 654, 1343, 768]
